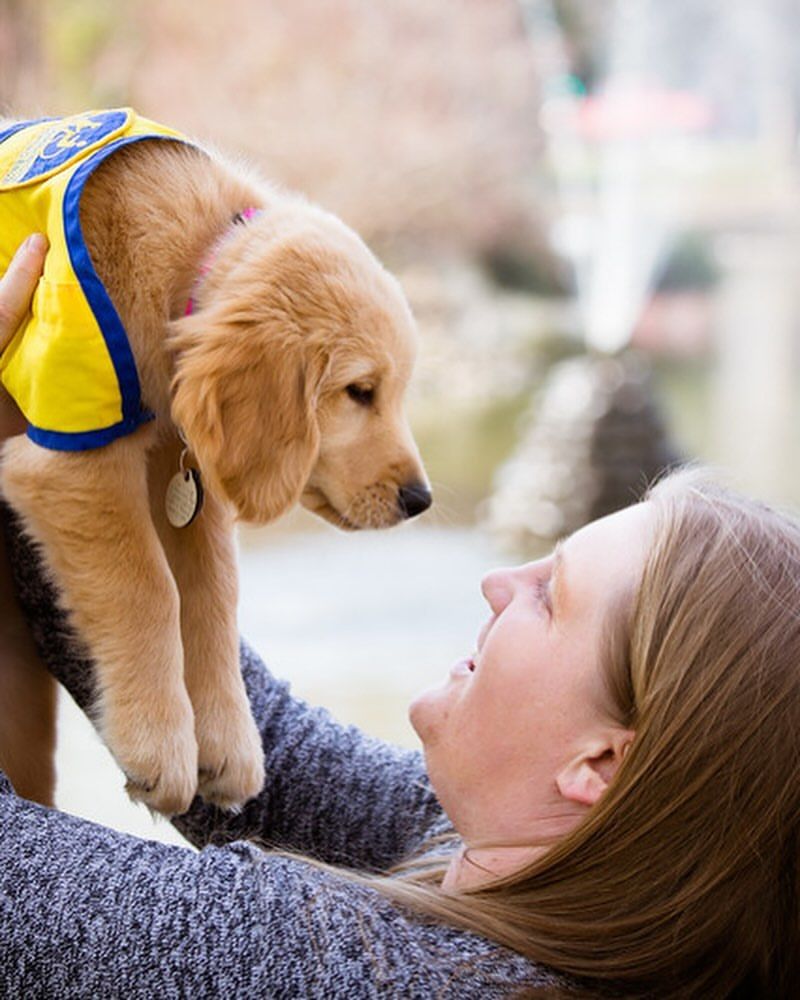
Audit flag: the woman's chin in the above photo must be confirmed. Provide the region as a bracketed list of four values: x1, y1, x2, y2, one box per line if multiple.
[408, 672, 461, 744]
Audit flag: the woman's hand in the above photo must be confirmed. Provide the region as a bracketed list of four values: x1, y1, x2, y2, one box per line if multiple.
[0, 234, 47, 440]
[0, 233, 47, 348]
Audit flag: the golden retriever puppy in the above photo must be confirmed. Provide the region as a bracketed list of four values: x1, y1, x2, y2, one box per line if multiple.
[0, 110, 430, 814]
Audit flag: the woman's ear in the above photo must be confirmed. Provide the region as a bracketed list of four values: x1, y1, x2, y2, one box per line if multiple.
[556, 730, 635, 808]
[167, 308, 325, 523]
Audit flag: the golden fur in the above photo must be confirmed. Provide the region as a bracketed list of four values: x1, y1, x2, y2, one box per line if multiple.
[0, 138, 428, 814]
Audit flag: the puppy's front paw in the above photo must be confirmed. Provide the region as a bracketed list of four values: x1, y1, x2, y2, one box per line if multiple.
[196, 706, 265, 810]
[104, 698, 199, 816]
[123, 751, 198, 817]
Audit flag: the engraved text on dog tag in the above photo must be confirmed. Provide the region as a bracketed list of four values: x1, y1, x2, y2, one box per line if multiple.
[166, 468, 204, 528]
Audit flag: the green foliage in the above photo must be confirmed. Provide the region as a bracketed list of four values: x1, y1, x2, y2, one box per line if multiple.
[410, 331, 584, 522]
[651, 355, 713, 458]
[479, 240, 570, 297]
[657, 233, 719, 292]
[43, 0, 133, 107]
[412, 392, 532, 522]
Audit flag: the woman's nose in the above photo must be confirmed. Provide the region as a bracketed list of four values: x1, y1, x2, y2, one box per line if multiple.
[481, 568, 514, 615]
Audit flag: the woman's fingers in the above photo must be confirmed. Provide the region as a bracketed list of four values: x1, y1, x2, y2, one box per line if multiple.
[0, 234, 48, 352]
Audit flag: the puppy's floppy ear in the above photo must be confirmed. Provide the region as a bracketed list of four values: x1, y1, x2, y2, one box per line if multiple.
[167, 306, 327, 524]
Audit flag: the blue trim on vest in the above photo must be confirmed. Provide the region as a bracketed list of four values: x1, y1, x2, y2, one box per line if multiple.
[27, 413, 154, 452]
[0, 117, 54, 148]
[62, 135, 149, 432]
[47, 132, 182, 451]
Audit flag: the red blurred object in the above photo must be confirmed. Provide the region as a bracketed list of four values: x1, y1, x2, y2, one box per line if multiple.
[577, 88, 712, 140]
[632, 290, 713, 357]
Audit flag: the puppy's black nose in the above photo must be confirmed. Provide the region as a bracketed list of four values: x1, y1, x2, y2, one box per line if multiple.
[398, 482, 432, 519]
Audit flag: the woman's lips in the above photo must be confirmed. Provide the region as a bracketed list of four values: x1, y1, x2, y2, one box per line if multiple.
[449, 658, 473, 678]
[449, 615, 495, 679]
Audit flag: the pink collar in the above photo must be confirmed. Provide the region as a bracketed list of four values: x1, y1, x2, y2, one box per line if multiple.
[184, 206, 261, 316]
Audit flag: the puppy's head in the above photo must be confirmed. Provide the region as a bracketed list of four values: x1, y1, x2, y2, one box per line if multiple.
[168, 204, 430, 528]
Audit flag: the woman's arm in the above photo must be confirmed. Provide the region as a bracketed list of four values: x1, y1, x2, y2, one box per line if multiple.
[5, 514, 447, 870]
[0, 771, 298, 997]
[0, 773, 539, 999]
[175, 640, 447, 866]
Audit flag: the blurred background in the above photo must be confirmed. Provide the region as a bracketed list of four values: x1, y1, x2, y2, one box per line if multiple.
[2, 0, 799, 846]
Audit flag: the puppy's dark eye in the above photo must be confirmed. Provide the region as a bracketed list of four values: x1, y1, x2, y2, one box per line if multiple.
[346, 384, 375, 406]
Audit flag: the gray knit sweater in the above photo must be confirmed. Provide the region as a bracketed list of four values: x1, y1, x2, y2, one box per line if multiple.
[0, 526, 555, 998]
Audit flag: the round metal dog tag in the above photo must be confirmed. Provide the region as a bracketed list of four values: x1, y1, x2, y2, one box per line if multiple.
[166, 468, 204, 528]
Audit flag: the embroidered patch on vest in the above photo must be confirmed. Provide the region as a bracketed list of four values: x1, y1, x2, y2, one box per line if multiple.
[0, 109, 129, 187]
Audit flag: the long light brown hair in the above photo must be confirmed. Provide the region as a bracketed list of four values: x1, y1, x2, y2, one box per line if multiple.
[363, 469, 800, 998]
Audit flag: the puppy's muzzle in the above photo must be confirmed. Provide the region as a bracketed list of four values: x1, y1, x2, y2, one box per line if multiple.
[397, 481, 432, 520]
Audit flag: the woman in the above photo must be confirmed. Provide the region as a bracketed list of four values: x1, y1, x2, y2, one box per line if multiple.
[0, 236, 797, 998]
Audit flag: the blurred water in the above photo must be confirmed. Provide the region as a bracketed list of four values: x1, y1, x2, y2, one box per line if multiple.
[237, 523, 501, 737]
[56, 523, 504, 844]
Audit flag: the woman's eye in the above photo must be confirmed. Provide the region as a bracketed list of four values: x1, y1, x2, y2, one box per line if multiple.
[534, 577, 552, 615]
[346, 384, 375, 406]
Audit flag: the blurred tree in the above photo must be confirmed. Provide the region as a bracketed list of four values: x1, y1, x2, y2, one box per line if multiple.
[11, 0, 560, 270]
[122, 0, 546, 258]
[656, 233, 718, 293]
[552, 0, 610, 89]
[41, 0, 138, 109]
[0, 0, 43, 112]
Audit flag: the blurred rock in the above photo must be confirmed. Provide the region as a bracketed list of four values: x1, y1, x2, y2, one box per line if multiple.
[485, 350, 682, 556]
[399, 256, 577, 409]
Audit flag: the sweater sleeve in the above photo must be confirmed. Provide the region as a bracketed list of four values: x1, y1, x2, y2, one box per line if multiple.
[0, 774, 544, 999]
[173, 641, 449, 868]
[4, 507, 447, 870]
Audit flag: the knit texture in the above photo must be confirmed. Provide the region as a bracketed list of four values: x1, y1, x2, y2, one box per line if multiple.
[0, 518, 557, 998]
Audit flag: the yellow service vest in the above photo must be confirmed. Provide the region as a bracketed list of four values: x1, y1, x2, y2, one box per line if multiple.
[0, 108, 185, 450]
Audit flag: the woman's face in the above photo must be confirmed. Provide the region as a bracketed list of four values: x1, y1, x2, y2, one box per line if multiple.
[409, 501, 653, 846]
